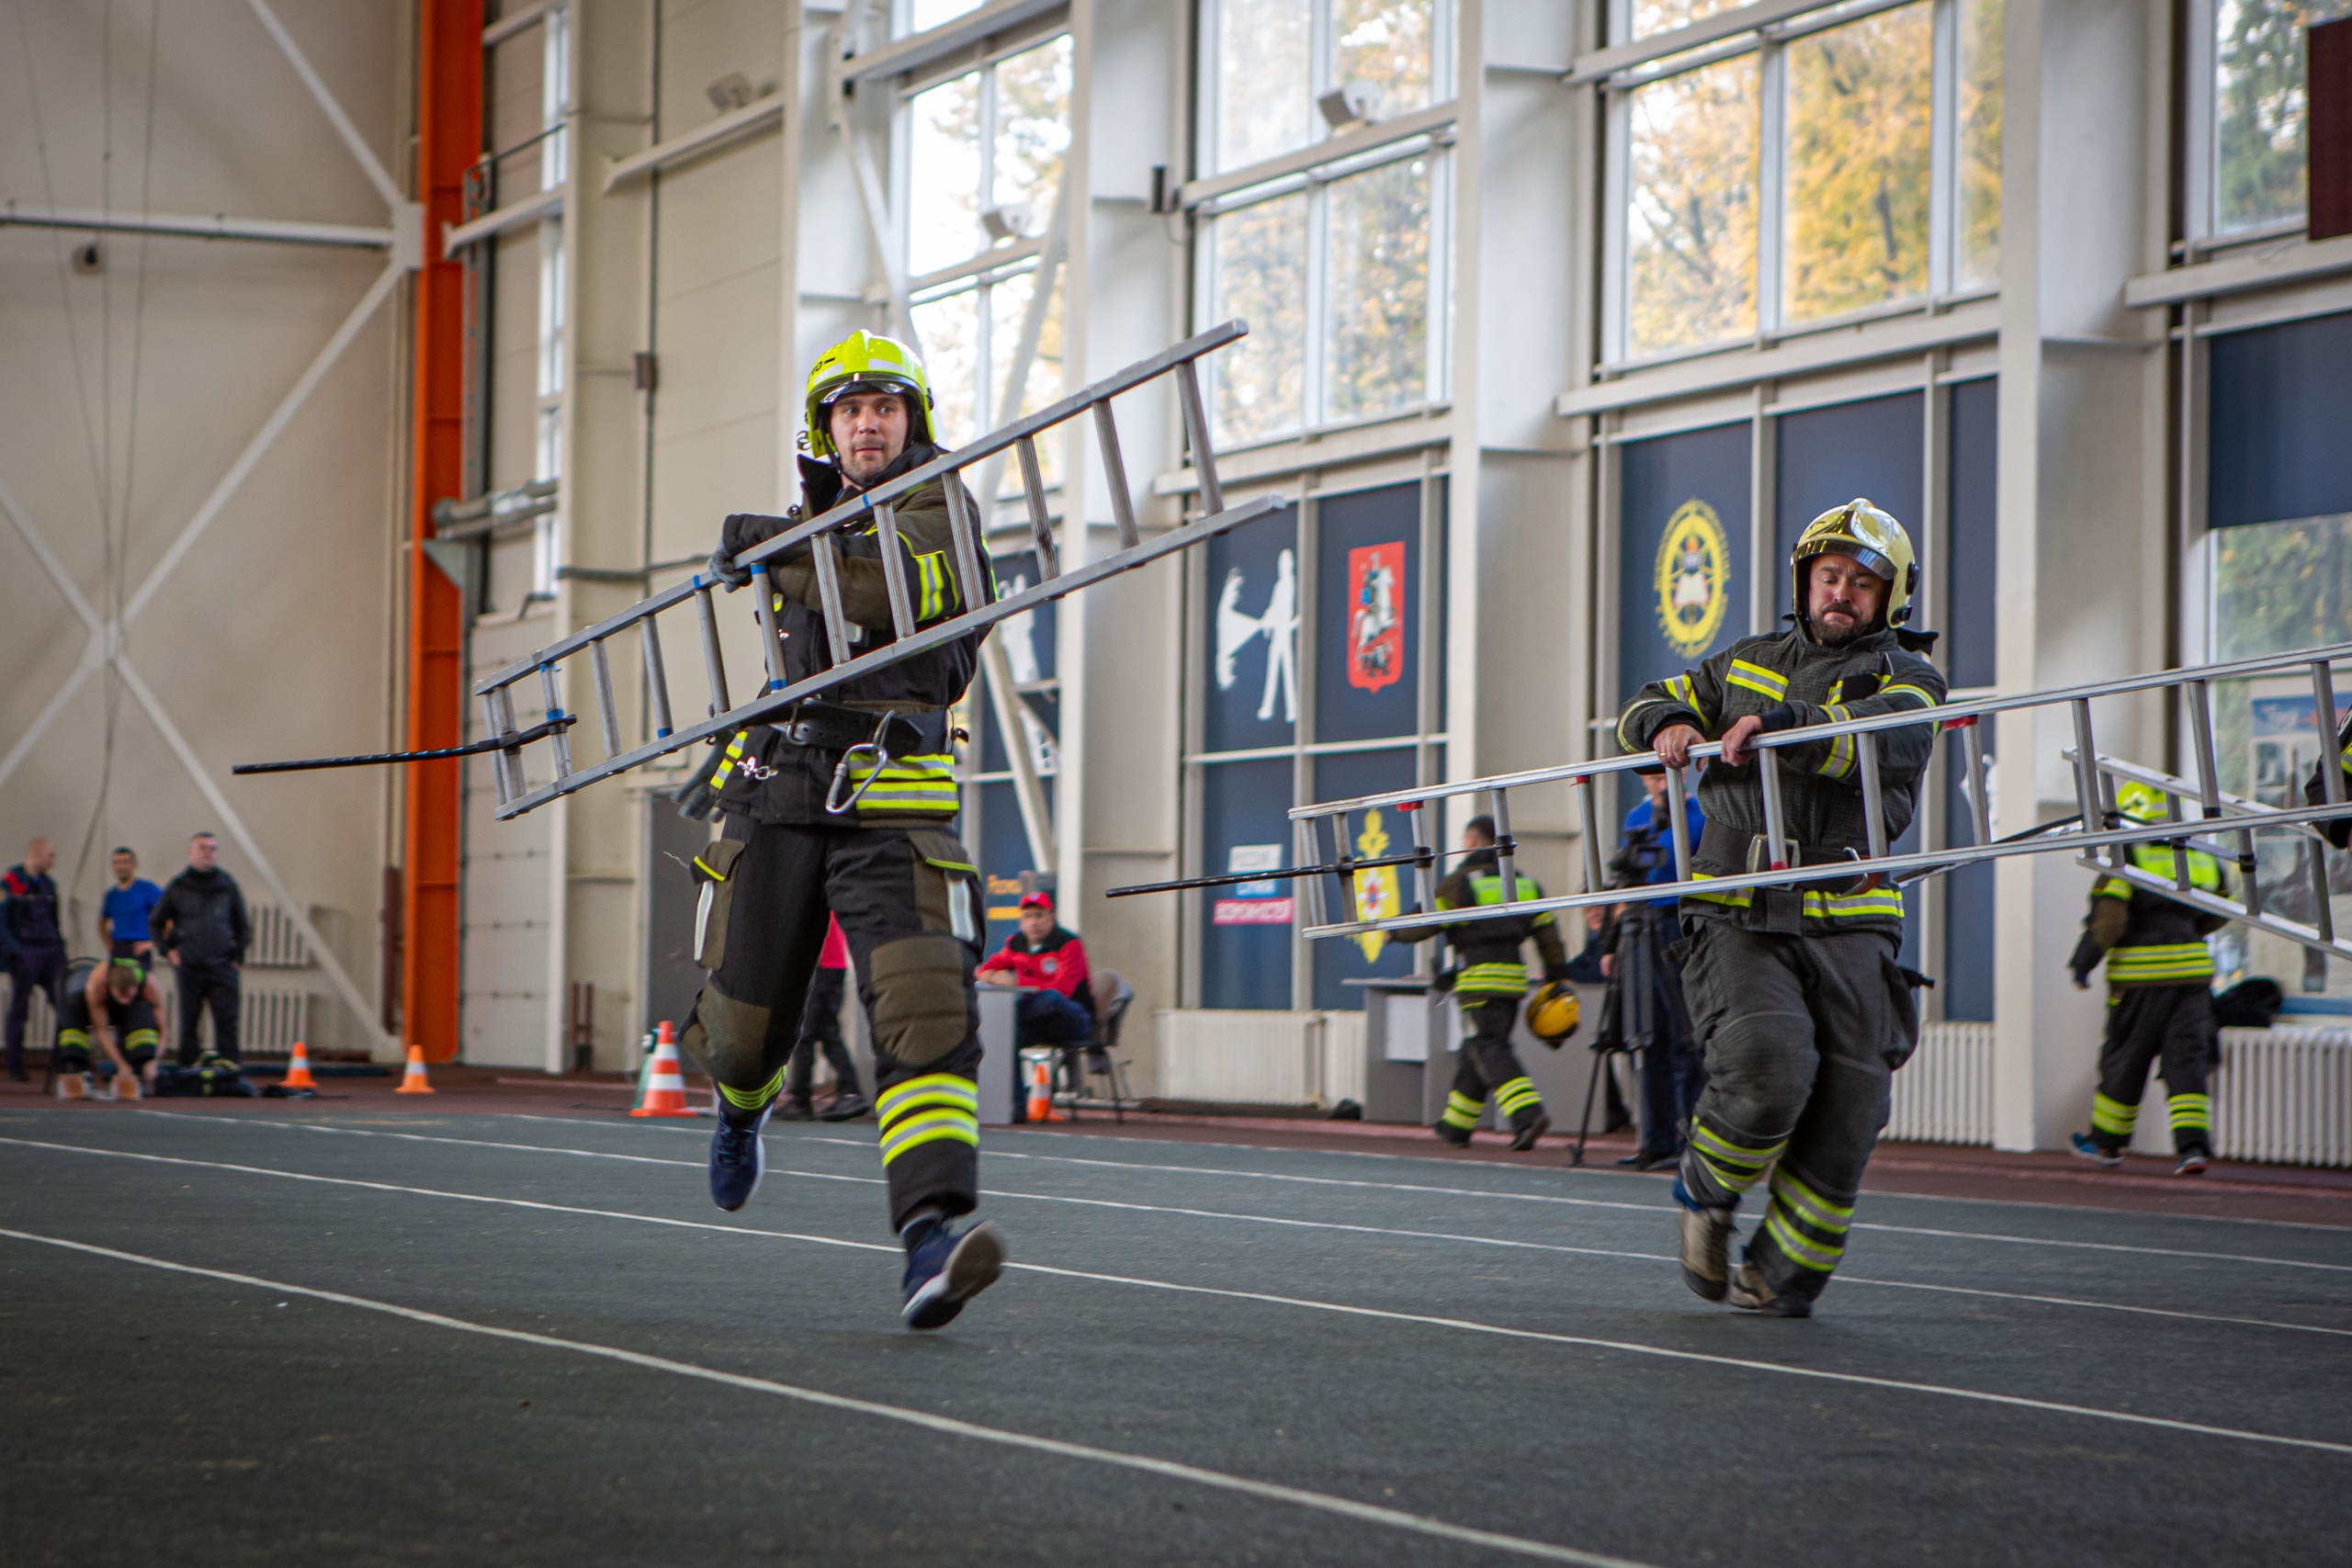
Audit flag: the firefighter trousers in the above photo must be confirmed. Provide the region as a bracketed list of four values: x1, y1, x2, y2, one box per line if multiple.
[1675, 922, 1917, 1303]
[2088, 985, 2214, 1155]
[1441, 998, 1545, 1134]
[682, 819, 984, 1230]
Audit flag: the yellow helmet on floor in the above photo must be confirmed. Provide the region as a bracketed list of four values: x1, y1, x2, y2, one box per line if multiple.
[1525, 981, 1580, 1044]
[1791, 498, 1918, 629]
[804, 330, 935, 460]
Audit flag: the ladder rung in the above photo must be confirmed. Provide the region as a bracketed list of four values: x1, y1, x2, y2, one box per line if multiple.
[941, 469, 993, 615]
[640, 617, 673, 739]
[752, 563, 787, 693]
[873, 502, 920, 641]
[1174, 359, 1223, 516]
[481, 692, 514, 806]
[537, 664, 573, 781]
[1093, 400, 1140, 551]
[695, 586, 730, 717]
[590, 638, 621, 758]
[1018, 436, 1057, 578]
[809, 531, 852, 667]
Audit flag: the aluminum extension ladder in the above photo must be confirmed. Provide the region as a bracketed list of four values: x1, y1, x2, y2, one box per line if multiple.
[1217, 642, 2352, 964]
[239, 322, 1277, 812]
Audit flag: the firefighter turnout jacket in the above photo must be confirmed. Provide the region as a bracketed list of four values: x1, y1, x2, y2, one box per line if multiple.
[2069, 843, 2228, 988]
[1617, 625, 1947, 935]
[1388, 848, 1571, 998]
[707, 445, 990, 828]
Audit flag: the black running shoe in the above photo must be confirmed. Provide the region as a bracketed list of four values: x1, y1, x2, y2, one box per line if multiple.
[820, 1089, 872, 1122]
[900, 1218, 1005, 1330]
[2070, 1132, 2122, 1168]
[708, 1106, 770, 1213]
[774, 1097, 815, 1122]
[1509, 1111, 1553, 1153]
[1433, 1122, 1472, 1147]
[2175, 1149, 2209, 1177]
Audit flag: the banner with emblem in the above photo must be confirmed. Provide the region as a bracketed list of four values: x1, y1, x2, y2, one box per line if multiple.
[1316, 481, 1430, 743]
[1310, 748, 1422, 1009]
[1619, 423, 1751, 706]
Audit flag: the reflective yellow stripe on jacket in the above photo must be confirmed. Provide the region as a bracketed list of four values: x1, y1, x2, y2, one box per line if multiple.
[1685, 874, 1905, 923]
[2105, 942, 2214, 984]
[1726, 660, 1789, 701]
[848, 751, 960, 815]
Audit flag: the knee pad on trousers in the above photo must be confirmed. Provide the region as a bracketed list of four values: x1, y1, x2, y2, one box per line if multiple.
[867, 935, 973, 1067]
[680, 981, 773, 1087]
[1701, 1009, 1817, 1113]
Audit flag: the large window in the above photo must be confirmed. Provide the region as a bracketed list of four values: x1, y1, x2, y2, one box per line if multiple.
[899, 34, 1071, 458]
[1608, 0, 2002, 362]
[1189, 479, 1447, 1010]
[1194, 1, 1453, 446]
[2201, 0, 2352, 238]
[960, 547, 1060, 946]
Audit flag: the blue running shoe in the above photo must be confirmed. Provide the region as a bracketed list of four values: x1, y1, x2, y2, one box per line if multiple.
[708, 1106, 770, 1212]
[899, 1217, 1005, 1330]
[2070, 1132, 2121, 1168]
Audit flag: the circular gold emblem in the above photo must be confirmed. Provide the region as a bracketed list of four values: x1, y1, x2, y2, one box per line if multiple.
[1654, 499, 1730, 659]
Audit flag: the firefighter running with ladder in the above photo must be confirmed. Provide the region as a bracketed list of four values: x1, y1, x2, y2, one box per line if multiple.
[1619, 500, 1947, 1317]
[675, 331, 1003, 1330]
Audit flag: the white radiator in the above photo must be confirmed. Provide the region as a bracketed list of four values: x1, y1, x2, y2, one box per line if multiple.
[1320, 1010, 1367, 1108]
[1884, 1021, 1996, 1146]
[2213, 1027, 2352, 1167]
[1157, 1010, 1322, 1106]
[245, 905, 314, 968]
[238, 988, 314, 1058]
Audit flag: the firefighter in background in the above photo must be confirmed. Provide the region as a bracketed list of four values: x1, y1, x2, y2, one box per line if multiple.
[51, 957, 164, 1099]
[2067, 781, 2229, 1175]
[1597, 764, 1708, 1171]
[680, 331, 1001, 1331]
[1388, 815, 1573, 1152]
[1622, 499, 1947, 1317]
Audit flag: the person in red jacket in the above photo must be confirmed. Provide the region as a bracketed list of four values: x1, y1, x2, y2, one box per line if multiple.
[976, 892, 1095, 1048]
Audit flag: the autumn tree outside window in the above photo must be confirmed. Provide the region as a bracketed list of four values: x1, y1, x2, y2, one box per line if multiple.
[1193, 0, 1454, 447]
[1607, 0, 2005, 363]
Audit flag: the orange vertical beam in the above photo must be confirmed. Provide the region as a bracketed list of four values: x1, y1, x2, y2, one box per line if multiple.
[403, 0, 481, 1063]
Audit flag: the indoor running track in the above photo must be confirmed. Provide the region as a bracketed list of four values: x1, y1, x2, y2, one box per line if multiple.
[4, 1104, 2348, 1566]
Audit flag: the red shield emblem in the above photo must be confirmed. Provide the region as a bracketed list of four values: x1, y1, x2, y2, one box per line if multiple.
[1346, 542, 1405, 694]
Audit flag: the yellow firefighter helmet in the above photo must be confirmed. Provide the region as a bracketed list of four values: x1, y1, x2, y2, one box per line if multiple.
[803, 330, 935, 460]
[1790, 498, 1918, 629]
[1525, 981, 1581, 1044]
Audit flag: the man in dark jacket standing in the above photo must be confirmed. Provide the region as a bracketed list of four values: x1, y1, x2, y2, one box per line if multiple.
[1621, 500, 1946, 1317]
[153, 832, 251, 1065]
[2, 837, 66, 1080]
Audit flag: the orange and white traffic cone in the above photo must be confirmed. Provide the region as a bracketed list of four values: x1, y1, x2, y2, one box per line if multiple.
[282, 1041, 319, 1091]
[630, 1021, 697, 1117]
[395, 1044, 436, 1094]
[1025, 1055, 1061, 1122]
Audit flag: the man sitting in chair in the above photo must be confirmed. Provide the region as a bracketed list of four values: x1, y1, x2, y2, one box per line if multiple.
[976, 891, 1095, 1050]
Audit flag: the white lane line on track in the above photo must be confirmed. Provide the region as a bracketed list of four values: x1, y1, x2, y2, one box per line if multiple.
[0, 1224, 1655, 1568]
[493, 1114, 2352, 1274]
[94, 1121, 2352, 1341]
[13, 1133, 2352, 1454]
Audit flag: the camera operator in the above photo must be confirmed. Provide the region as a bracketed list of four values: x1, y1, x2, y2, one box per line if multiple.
[1597, 765, 1706, 1171]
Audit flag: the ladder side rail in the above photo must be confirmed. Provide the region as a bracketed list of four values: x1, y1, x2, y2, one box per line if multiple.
[871, 502, 920, 640]
[2076, 856, 2352, 965]
[1857, 732, 1891, 861]
[695, 586, 731, 717]
[1296, 797, 2352, 942]
[1287, 640, 2352, 821]
[590, 639, 621, 759]
[639, 617, 673, 739]
[491, 494, 1287, 817]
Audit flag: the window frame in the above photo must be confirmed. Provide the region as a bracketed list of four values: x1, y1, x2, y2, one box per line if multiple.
[1187, 0, 1459, 451]
[1600, 0, 1996, 369]
[2182, 0, 2346, 253]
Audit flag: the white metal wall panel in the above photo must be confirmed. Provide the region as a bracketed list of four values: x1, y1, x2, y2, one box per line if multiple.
[1884, 1021, 1996, 1146]
[461, 617, 557, 1068]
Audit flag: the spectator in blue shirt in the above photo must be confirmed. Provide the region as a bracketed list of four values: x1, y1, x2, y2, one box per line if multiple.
[1598, 766, 1707, 1170]
[100, 848, 165, 960]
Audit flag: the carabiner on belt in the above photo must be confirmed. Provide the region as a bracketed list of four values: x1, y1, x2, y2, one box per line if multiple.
[824, 709, 900, 816]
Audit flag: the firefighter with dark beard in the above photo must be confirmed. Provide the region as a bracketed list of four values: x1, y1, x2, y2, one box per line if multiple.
[677, 331, 1001, 1331]
[1619, 500, 1946, 1317]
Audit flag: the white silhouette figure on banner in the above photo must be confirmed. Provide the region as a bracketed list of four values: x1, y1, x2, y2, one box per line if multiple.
[996, 572, 1058, 776]
[1214, 547, 1299, 724]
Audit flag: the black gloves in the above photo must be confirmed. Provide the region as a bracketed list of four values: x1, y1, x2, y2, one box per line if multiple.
[708, 512, 797, 591]
[1544, 964, 1572, 987]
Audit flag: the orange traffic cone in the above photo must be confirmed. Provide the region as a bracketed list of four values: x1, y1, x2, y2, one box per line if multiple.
[282, 1041, 319, 1091]
[630, 1021, 696, 1117]
[1025, 1055, 1061, 1122]
[395, 1044, 436, 1094]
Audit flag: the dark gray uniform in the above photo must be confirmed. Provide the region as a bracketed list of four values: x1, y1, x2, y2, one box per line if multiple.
[1620, 624, 1945, 1304]
[680, 445, 992, 1230]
